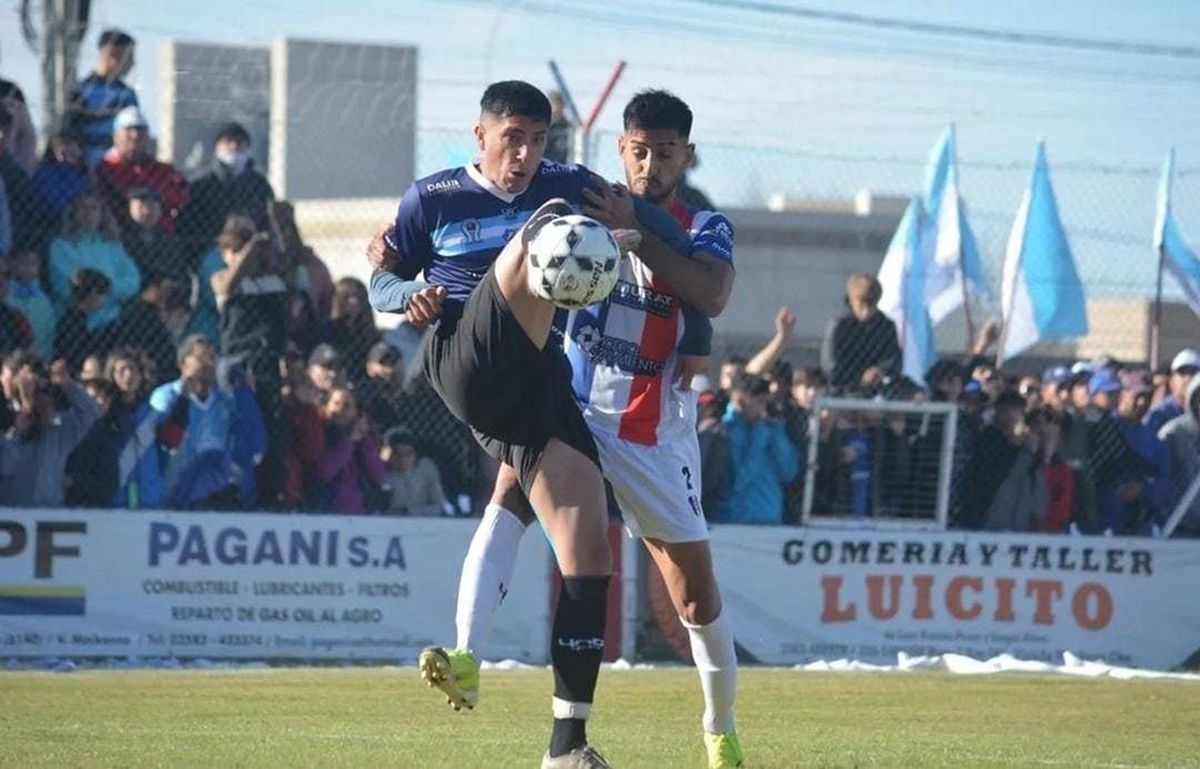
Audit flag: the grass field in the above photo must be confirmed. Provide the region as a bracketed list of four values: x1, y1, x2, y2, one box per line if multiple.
[2, 666, 1199, 768]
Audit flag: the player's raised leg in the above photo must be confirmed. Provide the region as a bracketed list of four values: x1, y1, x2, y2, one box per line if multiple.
[420, 464, 534, 710]
[643, 538, 742, 769]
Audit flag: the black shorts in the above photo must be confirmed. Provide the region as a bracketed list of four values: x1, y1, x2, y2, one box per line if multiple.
[423, 268, 599, 493]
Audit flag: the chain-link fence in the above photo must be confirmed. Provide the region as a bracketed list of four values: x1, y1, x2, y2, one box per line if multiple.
[2, 49, 1199, 534]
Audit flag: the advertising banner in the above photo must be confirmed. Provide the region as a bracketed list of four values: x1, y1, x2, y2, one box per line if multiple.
[0, 511, 550, 661]
[711, 526, 1200, 670]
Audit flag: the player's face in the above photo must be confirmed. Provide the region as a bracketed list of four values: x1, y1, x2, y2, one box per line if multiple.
[474, 113, 548, 194]
[619, 128, 694, 205]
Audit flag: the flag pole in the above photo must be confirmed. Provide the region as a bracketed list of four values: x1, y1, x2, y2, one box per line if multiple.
[1151, 242, 1165, 371]
[960, 256, 976, 356]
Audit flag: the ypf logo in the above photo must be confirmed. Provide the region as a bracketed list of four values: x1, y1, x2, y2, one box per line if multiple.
[0, 520, 87, 616]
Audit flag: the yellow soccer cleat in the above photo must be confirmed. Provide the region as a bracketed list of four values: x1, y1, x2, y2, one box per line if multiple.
[418, 646, 479, 711]
[704, 731, 744, 769]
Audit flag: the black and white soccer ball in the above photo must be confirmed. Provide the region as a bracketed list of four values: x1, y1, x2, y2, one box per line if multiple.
[526, 214, 621, 310]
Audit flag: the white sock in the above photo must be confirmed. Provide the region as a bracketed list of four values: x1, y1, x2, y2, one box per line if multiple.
[455, 504, 528, 655]
[683, 612, 738, 735]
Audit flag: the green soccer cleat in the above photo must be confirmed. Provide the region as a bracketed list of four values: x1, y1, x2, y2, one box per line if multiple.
[704, 731, 744, 769]
[418, 646, 479, 711]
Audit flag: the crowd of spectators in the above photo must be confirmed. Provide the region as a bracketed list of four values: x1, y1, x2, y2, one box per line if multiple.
[2, 34, 1198, 538]
[700, 273, 1200, 538]
[0, 29, 466, 516]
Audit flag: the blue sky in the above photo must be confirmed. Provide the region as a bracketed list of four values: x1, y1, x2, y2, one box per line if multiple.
[2, 0, 1198, 296]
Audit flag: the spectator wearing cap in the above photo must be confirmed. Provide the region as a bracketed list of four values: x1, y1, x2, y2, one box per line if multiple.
[96, 105, 190, 235]
[962, 390, 1046, 532]
[1040, 366, 1072, 411]
[714, 372, 799, 524]
[821, 273, 901, 392]
[1115, 371, 1170, 530]
[0, 106, 44, 253]
[697, 389, 730, 521]
[307, 343, 344, 398]
[48, 192, 140, 333]
[68, 29, 138, 169]
[0, 76, 36, 173]
[1158, 373, 1200, 536]
[30, 131, 90, 228]
[358, 340, 406, 431]
[179, 122, 275, 257]
[326, 277, 382, 383]
[382, 427, 448, 516]
[122, 185, 188, 286]
[1146, 349, 1200, 434]
[1087, 368, 1161, 535]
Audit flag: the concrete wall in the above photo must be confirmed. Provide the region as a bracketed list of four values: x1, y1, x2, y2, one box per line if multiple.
[269, 39, 416, 200]
[158, 42, 271, 175]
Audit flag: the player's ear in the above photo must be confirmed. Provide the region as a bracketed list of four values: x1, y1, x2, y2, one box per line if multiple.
[473, 122, 486, 152]
[617, 134, 626, 155]
[685, 142, 696, 167]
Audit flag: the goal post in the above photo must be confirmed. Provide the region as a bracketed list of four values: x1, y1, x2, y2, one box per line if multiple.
[801, 397, 959, 530]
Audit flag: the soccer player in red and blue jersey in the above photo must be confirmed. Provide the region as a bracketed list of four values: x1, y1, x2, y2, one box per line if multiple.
[447, 91, 743, 769]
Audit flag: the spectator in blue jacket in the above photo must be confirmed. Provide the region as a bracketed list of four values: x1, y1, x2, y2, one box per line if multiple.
[715, 372, 799, 524]
[149, 335, 248, 509]
[68, 29, 138, 169]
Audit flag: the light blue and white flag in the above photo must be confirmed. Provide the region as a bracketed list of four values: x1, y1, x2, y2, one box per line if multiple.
[922, 124, 989, 323]
[877, 197, 936, 383]
[999, 142, 1088, 362]
[1154, 149, 1200, 316]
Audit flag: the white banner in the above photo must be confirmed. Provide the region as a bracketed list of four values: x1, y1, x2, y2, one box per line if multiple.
[0, 511, 550, 661]
[711, 527, 1200, 670]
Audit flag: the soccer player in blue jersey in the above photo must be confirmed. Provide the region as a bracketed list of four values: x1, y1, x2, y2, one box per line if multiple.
[425, 91, 744, 769]
[368, 81, 697, 769]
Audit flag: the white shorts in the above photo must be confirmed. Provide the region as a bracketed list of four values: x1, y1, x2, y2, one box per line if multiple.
[592, 427, 709, 543]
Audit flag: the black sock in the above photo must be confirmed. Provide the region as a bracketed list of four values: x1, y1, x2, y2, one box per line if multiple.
[548, 576, 609, 757]
[550, 718, 588, 758]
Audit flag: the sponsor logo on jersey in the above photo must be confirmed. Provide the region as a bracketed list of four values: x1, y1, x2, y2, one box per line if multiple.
[502, 206, 519, 220]
[573, 324, 664, 377]
[608, 281, 676, 318]
[425, 179, 462, 194]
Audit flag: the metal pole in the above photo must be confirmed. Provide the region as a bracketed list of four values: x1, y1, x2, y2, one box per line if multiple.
[1162, 470, 1200, 538]
[1151, 244, 1166, 371]
[39, 0, 57, 135]
[546, 60, 582, 126]
[581, 60, 626, 131]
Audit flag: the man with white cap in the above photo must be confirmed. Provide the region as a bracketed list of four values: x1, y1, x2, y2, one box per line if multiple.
[1146, 349, 1200, 434]
[96, 105, 190, 236]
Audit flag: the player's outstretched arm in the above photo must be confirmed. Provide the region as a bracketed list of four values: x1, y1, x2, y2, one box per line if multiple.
[583, 183, 734, 317]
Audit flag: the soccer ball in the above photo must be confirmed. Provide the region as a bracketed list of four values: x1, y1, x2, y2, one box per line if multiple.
[526, 214, 622, 310]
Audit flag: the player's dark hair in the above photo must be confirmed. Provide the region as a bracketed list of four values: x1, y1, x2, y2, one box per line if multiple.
[623, 90, 693, 138]
[98, 29, 134, 48]
[480, 81, 551, 124]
